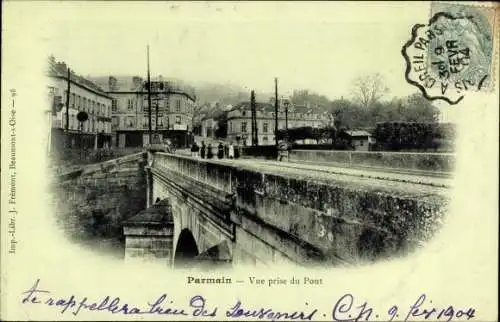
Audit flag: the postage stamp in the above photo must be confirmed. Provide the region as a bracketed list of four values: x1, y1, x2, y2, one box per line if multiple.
[402, 2, 497, 104]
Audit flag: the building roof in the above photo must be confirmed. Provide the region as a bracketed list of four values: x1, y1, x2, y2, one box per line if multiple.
[89, 75, 197, 101]
[47, 57, 111, 98]
[90, 76, 144, 92]
[343, 130, 371, 137]
[201, 108, 226, 121]
[229, 101, 317, 114]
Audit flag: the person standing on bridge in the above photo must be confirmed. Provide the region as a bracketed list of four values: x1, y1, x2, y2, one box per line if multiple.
[217, 142, 224, 159]
[207, 143, 214, 159]
[234, 143, 240, 159]
[228, 142, 234, 159]
[200, 141, 206, 159]
[191, 142, 200, 158]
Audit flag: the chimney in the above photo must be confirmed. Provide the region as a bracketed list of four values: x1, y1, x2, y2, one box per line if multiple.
[55, 62, 67, 73]
[132, 76, 142, 90]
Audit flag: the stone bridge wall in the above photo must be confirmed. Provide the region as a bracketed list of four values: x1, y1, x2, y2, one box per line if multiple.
[289, 150, 455, 173]
[152, 153, 449, 265]
[50, 152, 147, 255]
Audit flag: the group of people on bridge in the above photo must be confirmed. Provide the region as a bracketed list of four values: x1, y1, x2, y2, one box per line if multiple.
[190, 141, 240, 160]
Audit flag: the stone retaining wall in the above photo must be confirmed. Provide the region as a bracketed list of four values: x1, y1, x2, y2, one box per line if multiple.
[290, 150, 455, 173]
[50, 154, 147, 256]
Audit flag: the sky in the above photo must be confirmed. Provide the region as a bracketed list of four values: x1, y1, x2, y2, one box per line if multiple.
[29, 2, 438, 99]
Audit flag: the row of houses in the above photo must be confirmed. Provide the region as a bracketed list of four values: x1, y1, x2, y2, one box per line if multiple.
[199, 98, 334, 146]
[46, 56, 196, 151]
[47, 57, 114, 151]
[46, 56, 372, 152]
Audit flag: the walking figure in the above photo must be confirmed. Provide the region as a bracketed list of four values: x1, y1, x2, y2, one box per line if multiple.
[207, 143, 214, 159]
[234, 143, 240, 159]
[191, 142, 200, 158]
[278, 140, 291, 162]
[228, 142, 235, 159]
[217, 142, 224, 159]
[200, 141, 206, 159]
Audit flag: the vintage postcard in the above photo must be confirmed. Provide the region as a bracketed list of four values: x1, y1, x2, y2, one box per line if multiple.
[1, 1, 498, 321]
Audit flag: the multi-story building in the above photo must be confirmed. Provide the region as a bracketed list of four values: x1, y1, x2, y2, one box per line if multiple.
[46, 57, 113, 152]
[91, 76, 196, 148]
[226, 100, 329, 146]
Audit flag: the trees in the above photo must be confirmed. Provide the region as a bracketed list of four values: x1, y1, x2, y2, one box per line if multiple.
[290, 89, 330, 111]
[399, 92, 440, 122]
[329, 99, 370, 130]
[351, 73, 389, 108]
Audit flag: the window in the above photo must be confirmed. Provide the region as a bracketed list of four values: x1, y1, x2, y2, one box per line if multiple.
[165, 97, 170, 112]
[176, 100, 181, 112]
[142, 116, 148, 128]
[112, 99, 117, 111]
[263, 122, 269, 133]
[242, 111, 246, 117]
[360, 140, 364, 146]
[241, 122, 247, 133]
[175, 116, 181, 124]
[77, 95, 81, 109]
[71, 93, 75, 108]
[127, 116, 134, 128]
[112, 116, 119, 129]
[91, 101, 95, 114]
[127, 99, 134, 110]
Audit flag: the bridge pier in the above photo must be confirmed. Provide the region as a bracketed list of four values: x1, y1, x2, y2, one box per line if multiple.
[123, 199, 174, 266]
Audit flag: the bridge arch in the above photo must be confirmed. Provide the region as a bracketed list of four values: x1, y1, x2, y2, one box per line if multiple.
[174, 228, 199, 268]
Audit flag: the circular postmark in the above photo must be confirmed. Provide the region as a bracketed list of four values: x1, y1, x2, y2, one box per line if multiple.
[402, 12, 493, 105]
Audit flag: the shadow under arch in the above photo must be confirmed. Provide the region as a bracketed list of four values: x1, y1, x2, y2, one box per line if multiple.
[174, 228, 199, 269]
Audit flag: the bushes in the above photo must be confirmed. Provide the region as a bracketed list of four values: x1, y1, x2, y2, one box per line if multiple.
[277, 126, 336, 142]
[372, 122, 456, 152]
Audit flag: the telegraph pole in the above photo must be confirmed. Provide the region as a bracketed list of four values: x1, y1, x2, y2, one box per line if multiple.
[147, 45, 152, 145]
[251, 90, 258, 146]
[65, 68, 71, 148]
[274, 77, 278, 146]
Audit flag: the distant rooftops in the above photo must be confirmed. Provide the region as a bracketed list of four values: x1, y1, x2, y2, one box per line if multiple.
[229, 101, 320, 114]
[342, 130, 372, 137]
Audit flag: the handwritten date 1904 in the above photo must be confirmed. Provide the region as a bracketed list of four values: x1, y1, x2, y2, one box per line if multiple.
[20, 279, 476, 321]
[332, 293, 476, 322]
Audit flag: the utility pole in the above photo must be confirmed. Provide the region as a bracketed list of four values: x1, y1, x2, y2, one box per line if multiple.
[251, 90, 258, 146]
[147, 45, 152, 145]
[274, 77, 278, 146]
[65, 68, 71, 148]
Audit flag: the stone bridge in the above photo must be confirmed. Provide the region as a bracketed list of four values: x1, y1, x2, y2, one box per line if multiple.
[123, 152, 449, 268]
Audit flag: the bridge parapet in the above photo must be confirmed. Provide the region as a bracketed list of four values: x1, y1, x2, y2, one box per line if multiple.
[153, 153, 234, 193]
[150, 152, 449, 265]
